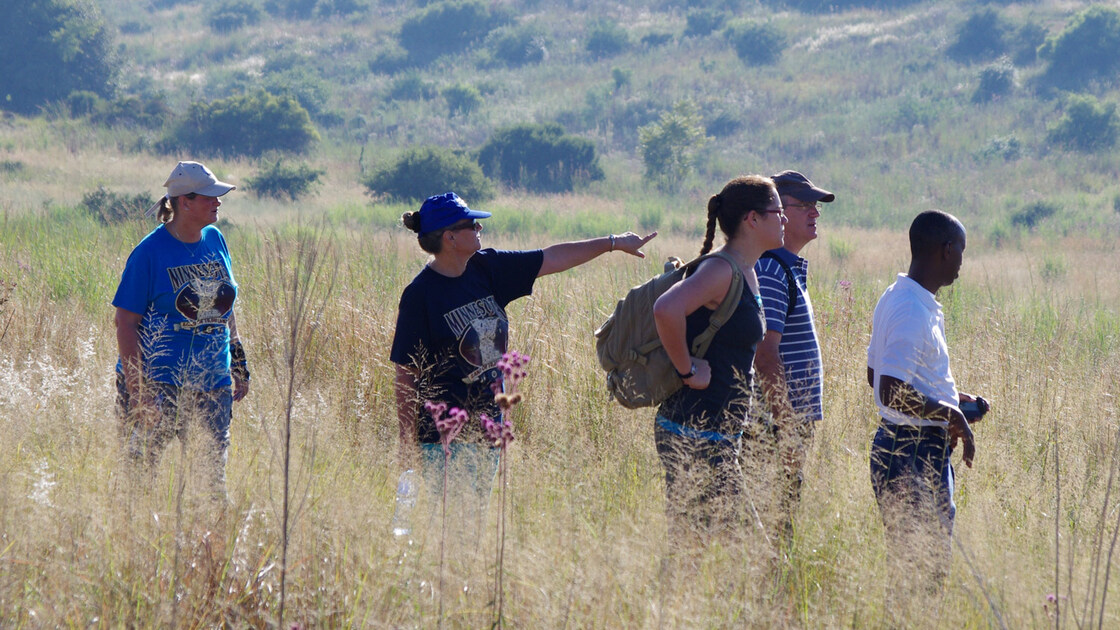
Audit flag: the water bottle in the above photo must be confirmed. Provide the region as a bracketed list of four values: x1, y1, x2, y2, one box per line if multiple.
[391, 469, 418, 538]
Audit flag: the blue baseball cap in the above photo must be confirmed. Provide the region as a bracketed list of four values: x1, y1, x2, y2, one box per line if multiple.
[418, 192, 492, 235]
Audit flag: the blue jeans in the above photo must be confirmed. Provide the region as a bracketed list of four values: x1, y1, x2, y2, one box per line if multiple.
[869, 420, 955, 590]
[117, 372, 232, 495]
[419, 442, 500, 544]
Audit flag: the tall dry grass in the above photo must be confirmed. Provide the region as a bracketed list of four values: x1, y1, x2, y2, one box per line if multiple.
[1, 204, 1120, 627]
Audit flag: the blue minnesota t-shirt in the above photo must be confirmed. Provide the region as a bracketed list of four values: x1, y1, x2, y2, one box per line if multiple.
[113, 225, 238, 390]
[390, 248, 543, 444]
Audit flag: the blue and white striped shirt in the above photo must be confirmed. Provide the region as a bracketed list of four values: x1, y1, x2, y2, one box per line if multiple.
[754, 248, 824, 423]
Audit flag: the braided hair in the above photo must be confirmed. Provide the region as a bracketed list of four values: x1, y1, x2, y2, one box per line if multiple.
[699, 175, 777, 256]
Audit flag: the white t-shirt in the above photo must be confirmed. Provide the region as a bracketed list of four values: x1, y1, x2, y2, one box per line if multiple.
[867, 274, 960, 427]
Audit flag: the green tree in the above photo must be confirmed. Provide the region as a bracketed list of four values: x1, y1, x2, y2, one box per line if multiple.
[398, 0, 511, 67]
[365, 146, 494, 203]
[1046, 94, 1119, 152]
[1039, 6, 1120, 90]
[246, 159, 325, 201]
[165, 89, 319, 157]
[724, 20, 785, 66]
[0, 0, 118, 114]
[638, 101, 709, 191]
[947, 9, 1008, 63]
[477, 123, 604, 193]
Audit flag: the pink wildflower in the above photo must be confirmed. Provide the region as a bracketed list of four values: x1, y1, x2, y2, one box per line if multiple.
[481, 413, 515, 448]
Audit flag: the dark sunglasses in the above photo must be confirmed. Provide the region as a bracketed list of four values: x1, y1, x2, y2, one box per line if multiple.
[449, 220, 482, 231]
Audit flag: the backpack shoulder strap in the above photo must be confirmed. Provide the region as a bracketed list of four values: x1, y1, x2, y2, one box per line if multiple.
[759, 250, 797, 321]
[690, 251, 745, 358]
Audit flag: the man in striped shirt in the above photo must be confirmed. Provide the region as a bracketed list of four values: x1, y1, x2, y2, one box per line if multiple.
[752, 170, 834, 548]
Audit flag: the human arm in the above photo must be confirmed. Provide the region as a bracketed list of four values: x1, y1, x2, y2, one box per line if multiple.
[395, 364, 421, 470]
[229, 312, 250, 402]
[754, 330, 794, 424]
[878, 374, 975, 467]
[115, 307, 145, 402]
[537, 231, 657, 277]
[652, 259, 735, 390]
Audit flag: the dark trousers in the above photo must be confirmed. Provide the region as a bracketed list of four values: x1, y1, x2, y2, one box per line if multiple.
[655, 416, 744, 544]
[869, 420, 955, 596]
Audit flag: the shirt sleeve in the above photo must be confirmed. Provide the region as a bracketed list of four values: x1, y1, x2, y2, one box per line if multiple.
[755, 257, 791, 335]
[390, 283, 428, 366]
[112, 246, 152, 315]
[477, 248, 543, 306]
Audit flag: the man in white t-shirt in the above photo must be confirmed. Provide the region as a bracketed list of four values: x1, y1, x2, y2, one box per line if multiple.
[866, 210, 982, 607]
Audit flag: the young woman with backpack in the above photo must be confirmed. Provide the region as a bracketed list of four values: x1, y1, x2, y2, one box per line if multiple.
[651, 175, 787, 543]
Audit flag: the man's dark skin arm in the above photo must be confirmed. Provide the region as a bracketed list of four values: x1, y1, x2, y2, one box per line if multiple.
[868, 367, 976, 468]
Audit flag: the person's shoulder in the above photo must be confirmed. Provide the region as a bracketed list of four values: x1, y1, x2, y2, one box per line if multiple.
[129, 225, 168, 255]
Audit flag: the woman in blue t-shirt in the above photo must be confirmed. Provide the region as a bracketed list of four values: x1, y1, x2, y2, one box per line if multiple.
[391, 192, 655, 508]
[113, 161, 250, 499]
[652, 175, 786, 542]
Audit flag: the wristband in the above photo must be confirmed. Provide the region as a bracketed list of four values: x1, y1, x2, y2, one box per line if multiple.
[609, 234, 616, 251]
[676, 362, 696, 380]
[231, 339, 250, 383]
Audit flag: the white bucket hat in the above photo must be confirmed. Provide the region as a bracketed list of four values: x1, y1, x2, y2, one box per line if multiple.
[145, 161, 236, 216]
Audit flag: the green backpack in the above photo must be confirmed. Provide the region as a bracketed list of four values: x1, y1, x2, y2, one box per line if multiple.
[594, 251, 745, 409]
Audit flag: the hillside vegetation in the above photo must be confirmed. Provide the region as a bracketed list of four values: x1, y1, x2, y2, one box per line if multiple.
[3, 0, 1120, 627]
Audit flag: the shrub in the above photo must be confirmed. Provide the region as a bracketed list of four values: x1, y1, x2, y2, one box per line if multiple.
[1045, 94, 1119, 152]
[1039, 6, 1120, 90]
[66, 91, 103, 117]
[485, 23, 549, 67]
[398, 0, 511, 67]
[365, 146, 494, 203]
[947, 9, 1007, 63]
[80, 186, 151, 225]
[724, 20, 785, 65]
[1011, 22, 1046, 66]
[207, 0, 263, 32]
[611, 67, 632, 91]
[972, 57, 1014, 103]
[442, 83, 483, 117]
[704, 111, 744, 138]
[1010, 201, 1058, 230]
[978, 135, 1021, 162]
[0, 0, 119, 114]
[165, 89, 319, 157]
[476, 123, 605, 193]
[684, 9, 726, 39]
[586, 19, 631, 59]
[246, 159, 324, 201]
[639, 100, 709, 191]
[641, 32, 673, 48]
[370, 46, 411, 75]
[262, 64, 330, 117]
[890, 96, 940, 131]
[389, 72, 437, 101]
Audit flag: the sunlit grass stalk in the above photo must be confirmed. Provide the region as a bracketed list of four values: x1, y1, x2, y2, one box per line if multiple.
[261, 223, 336, 628]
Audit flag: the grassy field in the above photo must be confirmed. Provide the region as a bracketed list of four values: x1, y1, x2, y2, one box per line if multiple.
[4, 0, 1120, 626]
[2, 183, 1120, 626]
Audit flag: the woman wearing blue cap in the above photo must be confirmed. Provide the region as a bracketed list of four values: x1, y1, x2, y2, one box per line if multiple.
[113, 161, 250, 501]
[391, 192, 655, 514]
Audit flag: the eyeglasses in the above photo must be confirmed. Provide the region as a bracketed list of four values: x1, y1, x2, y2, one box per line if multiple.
[448, 220, 482, 232]
[785, 202, 822, 212]
[753, 208, 785, 216]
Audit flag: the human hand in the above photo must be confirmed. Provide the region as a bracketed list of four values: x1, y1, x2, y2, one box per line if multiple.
[611, 231, 658, 258]
[682, 357, 711, 390]
[233, 377, 250, 402]
[947, 406, 976, 468]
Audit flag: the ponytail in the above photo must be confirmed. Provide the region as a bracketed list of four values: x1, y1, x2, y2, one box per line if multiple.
[700, 194, 720, 256]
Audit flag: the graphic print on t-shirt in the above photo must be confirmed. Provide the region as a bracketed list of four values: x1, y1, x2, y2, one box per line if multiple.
[443, 296, 508, 383]
[168, 260, 235, 330]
